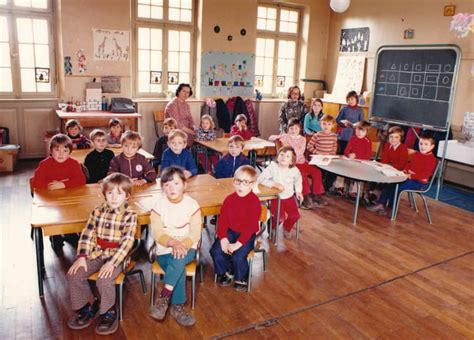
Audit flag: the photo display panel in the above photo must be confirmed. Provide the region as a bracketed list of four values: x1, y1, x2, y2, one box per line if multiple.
[370, 46, 460, 130]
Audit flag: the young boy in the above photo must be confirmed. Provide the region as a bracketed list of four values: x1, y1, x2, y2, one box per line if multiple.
[107, 118, 123, 148]
[380, 126, 409, 170]
[214, 135, 250, 178]
[65, 119, 91, 149]
[33, 133, 86, 190]
[230, 114, 252, 140]
[108, 130, 157, 186]
[161, 129, 198, 178]
[210, 165, 261, 291]
[84, 129, 115, 183]
[67, 173, 137, 335]
[153, 117, 177, 169]
[368, 136, 438, 215]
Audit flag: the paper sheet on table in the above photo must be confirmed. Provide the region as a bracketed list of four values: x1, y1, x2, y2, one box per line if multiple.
[359, 160, 405, 177]
[309, 155, 340, 166]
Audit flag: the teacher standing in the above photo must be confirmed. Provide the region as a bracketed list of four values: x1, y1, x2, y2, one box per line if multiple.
[279, 85, 307, 133]
[165, 83, 196, 146]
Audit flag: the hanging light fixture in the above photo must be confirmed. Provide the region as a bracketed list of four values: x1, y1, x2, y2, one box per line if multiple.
[330, 0, 351, 13]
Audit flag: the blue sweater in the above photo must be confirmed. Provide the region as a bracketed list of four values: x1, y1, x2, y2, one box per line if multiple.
[214, 153, 250, 179]
[336, 105, 364, 141]
[303, 113, 322, 134]
[161, 148, 198, 176]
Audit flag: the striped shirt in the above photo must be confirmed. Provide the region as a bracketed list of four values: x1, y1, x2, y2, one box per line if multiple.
[307, 131, 338, 155]
[77, 202, 137, 267]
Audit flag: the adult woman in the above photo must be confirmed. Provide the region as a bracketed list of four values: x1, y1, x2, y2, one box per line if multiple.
[303, 98, 324, 135]
[165, 83, 195, 145]
[279, 85, 306, 133]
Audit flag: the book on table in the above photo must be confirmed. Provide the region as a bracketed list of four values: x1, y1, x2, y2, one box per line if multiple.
[309, 155, 340, 166]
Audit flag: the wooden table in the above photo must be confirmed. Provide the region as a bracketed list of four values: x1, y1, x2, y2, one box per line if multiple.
[316, 158, 408, 224]
[195, 137, 277, 167]
[31, 174, 280, 297]
[56, 110, 141, 132]
[71, 148, 155, 164]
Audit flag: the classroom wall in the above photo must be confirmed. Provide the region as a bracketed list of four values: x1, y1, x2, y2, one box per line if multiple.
[325, 0, 474, 128]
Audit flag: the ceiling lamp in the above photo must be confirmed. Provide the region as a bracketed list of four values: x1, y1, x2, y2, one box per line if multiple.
[330, 0, 351, 13]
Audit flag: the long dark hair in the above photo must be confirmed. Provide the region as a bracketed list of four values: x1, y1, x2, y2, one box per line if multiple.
[310, 98, 324, 120]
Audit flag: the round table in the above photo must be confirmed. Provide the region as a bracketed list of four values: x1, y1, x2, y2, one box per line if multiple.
[317, 158, 408, 224]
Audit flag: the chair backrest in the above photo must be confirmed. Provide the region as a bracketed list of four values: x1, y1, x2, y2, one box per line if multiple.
[0, 126, 10, 144]
[153, 110, 165, 138]
[420, 161, 442, 194]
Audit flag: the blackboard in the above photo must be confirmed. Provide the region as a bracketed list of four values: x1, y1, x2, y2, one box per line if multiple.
[370, 45, 461, 130]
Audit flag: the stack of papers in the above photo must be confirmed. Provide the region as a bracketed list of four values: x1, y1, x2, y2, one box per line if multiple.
[309, 155, 340, 166]
[360, 160, 405, 177]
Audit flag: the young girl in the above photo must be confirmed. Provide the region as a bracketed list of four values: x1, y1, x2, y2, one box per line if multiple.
[336, 91, 364, 154]
[149, 166, 201, 327]
[65, 119, 91, 149]
[257, 146, 303, 240]
[195, 114, 218, 172]
[304, 99, 323, 135]
[269, 118, 326, 209]
[107, 118, 123, 148]
[230, 114, 252, 140]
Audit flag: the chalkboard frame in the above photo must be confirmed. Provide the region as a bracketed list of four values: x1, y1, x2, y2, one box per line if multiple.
[369, 44, 461, 131]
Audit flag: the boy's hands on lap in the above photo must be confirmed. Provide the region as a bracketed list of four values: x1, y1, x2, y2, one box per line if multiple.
[98, 261, 115, 279]
[220, 238, 230, 253]
[169, 239, 187, 259]
[227, 242, 242, 254]
[68, 257, 87, 275]
[48, 180, 66, 190]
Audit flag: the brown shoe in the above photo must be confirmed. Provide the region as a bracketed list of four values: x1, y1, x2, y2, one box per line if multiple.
[67, 300, 99, 330]
[95, 309, 118, 335]
[170, 304, 196, 327]
[312, 194, 328, 206]
[150, 295, 170, 321]
[301, 195, 313, 209]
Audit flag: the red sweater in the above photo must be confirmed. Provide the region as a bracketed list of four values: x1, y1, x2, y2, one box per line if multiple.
[33, 157, 86, 189]
[230, 125, 252, 140]
[344, 136, 372, 160]
[381, 143, 409, 170]
[404, 151, 437, 184]
[217, 191, 261, 245]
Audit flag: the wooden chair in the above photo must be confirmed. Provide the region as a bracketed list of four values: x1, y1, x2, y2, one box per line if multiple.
[153, 110, 165, 138]
[213, 205, 269, 292]
[391, 161, 441, 224]
[87, 225, 147, 321]
[149, 240, 203, 310]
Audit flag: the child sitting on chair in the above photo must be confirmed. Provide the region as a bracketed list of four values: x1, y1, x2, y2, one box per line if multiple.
[84, 129, 115, 183]
[269, 118, 326, 209]
[33, 133, 86, 190]
[380, 126, 409, 171]
[153, 117, 177, 169]
[257, 146, 303, 240]
[65, 119, 91, 149]
[109, 130, 157, 186]
[67, 173, 137, 335]
[149, 166, 201, 327]
[230, 114, 252, 140]
[161, 129, 198, 178]
[107, 118, 123, 148]
[194, 114, 218, 172]
[368, 136, 438, 215]
[210, 165, 261, 292]
[214, 135, 250, 178]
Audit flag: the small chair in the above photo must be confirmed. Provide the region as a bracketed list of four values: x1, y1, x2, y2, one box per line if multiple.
[87, 226, 147, 321]
[267, 196, 301, 243]
[153, 110, 165, 138]
[392, 161, 441, 224]
[149, 241, 203, 310]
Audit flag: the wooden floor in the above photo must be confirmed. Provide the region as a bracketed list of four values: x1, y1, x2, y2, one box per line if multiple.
[1, 160, 473, 339]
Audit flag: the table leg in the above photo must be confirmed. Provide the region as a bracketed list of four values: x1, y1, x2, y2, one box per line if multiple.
[353, 181, 361, 225]
[205, 148, 209, 173]
[34, 228, 45, 297]
[249, 150, 257, 167]
[274, 196, 281, 246]
[391, 183, 399, 221]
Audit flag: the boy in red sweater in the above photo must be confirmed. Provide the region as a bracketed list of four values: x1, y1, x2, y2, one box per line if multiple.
[368, 136, 438, 215]
[33, 134, 86, 190]
[380, 126, 408, 170]
[210, 165, 261, 292]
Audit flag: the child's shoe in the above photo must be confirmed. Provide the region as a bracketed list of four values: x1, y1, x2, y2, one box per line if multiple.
[283, 230, 292, 239]
[217, 272, 233, 287]
[335, 187, 345, 197]
[233, 280, 248, 292]
[150, 295, 171, 321]
[301, 195, 313, 209]
[312, 194, 328, 206]
[170, 304, 196, 327]
[67, 299, 100, 330]
[367, 203, 385, 213]
[95, 308, 118, 335]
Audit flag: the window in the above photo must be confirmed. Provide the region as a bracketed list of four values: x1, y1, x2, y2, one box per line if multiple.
[0, 0, 55, 97]
[134, 0, 193, 97]
[255, 4, 300, 96]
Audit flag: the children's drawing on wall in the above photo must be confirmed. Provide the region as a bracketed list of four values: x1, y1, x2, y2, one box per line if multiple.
[77, 49, 87, 73]
[150, 71, 162, 84]
[168, 72, 179, 85]
[93, 29, 130, 62]
[64, 56, 72, 75]
[35, 67, 50, 83]
[339, 27, 370, 52]
[328, 56, 366, 102]
[201, 52, 255, 97]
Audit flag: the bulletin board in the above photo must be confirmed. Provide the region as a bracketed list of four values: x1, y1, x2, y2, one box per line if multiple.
[200, 52, 255, 97]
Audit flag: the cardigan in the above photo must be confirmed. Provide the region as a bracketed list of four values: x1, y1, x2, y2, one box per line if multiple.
[344, 136, 372, 160]
[109, 153, 157, 182]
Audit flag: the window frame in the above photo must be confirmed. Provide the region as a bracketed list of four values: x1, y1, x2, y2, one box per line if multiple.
[0, 0, 56, 99]
[133, 0, 195, 99]
[256, 3, 301, 97]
